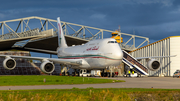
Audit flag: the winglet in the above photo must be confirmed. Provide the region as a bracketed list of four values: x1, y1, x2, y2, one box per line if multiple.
[57, 17, 68, 48]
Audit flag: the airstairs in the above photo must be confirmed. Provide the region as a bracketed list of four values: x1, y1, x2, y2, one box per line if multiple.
[122, 50, 148, 76]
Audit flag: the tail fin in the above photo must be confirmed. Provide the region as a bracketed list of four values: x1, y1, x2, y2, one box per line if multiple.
[57, 17, 68, 48]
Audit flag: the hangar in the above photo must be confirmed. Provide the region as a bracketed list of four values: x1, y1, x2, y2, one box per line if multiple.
[130, 36, 179, 76]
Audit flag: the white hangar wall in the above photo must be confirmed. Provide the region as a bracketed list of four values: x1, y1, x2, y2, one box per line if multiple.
[170, 37, 180, 76]
[130, 36, 180, 76]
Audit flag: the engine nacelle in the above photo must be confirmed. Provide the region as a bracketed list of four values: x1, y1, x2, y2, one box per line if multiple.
[147, 59, 160, 71]
[40, 61, 55, 74]
[3, 58, 16, 70]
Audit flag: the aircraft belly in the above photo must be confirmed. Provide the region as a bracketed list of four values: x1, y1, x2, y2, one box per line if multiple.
[85, 58, 121, 69]
[105, 59, 122, 66]
[85, 58, 106, 69]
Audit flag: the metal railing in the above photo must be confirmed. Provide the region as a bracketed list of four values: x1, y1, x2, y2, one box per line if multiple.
[0, 16, 150, 51]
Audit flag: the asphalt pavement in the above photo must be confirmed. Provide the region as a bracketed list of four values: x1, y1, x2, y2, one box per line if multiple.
[0, 77, 180, 90]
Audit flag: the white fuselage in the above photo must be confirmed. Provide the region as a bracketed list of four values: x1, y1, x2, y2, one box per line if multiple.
[57, 38, 123, 70]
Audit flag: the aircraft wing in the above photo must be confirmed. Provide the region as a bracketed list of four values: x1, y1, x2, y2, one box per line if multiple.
[24, 47, 57, 55]
[136, 55, 177, 61]
[0, 55, 82, 66]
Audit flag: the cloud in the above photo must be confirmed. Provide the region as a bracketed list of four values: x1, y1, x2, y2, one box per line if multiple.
[90, 14, 106, 19]
[129, 0, 173, 6]
[0, 0, 180, 42]
[0, 13, 5, 18]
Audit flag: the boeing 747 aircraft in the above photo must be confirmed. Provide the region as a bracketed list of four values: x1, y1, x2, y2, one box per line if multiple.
[0, 17, 175, 77]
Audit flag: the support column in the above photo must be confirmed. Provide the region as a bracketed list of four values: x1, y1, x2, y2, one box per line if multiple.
[83, 26, 85, 38]
[101, 30, 103, 39]
[46, 20, 48, 30]
[21, 20, 23, 33]
[2, 23, 4, 40]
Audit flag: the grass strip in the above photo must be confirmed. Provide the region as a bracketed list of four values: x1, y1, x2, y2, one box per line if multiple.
[0, 75, 124, 86]
[0, 88, 180, 101]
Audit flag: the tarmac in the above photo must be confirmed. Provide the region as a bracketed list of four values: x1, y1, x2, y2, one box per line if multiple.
[0, 77, 180, 90]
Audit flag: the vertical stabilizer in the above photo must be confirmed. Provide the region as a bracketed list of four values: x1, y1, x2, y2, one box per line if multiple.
[57, 17, 68, 48]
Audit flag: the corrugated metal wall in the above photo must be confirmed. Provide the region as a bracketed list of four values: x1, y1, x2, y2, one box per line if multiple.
[170, 37, 180, 76]
[131, 37, 171, 76]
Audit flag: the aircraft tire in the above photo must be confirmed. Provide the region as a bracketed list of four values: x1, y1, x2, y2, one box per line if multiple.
[101, 72, 104, 77]
[104, 72, 107, 77]
[112, 73, 115, 77]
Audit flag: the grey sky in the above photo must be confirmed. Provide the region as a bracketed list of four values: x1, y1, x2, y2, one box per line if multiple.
[0, 0, 180, 42]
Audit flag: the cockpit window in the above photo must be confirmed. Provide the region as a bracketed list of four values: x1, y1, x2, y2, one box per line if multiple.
[108, 41, 117, 43]
[112, 34, 117, 36]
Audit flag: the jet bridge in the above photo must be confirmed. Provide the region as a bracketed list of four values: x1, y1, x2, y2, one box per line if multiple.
[122, 50, 148, 76]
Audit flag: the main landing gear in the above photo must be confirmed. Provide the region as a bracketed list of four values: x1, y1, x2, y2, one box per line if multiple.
[101, 69, 115, 77]
[61, 65, 70, 76]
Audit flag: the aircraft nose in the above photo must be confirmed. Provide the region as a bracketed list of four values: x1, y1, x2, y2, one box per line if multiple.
[115, 50, 123, 60]
[117, 51, 123, 59]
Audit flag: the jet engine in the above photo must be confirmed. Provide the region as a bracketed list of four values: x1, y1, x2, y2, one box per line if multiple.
[40, 61, 55, 74]
[147, 59, 160, 71]
[3, 58, 16, 70]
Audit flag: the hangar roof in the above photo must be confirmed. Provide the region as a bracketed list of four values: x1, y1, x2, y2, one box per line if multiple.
[9, 35, 89, 54]
[0, 36, 41, 50]
[23, 35, 88, 51]
[130, 36, 180, 53]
